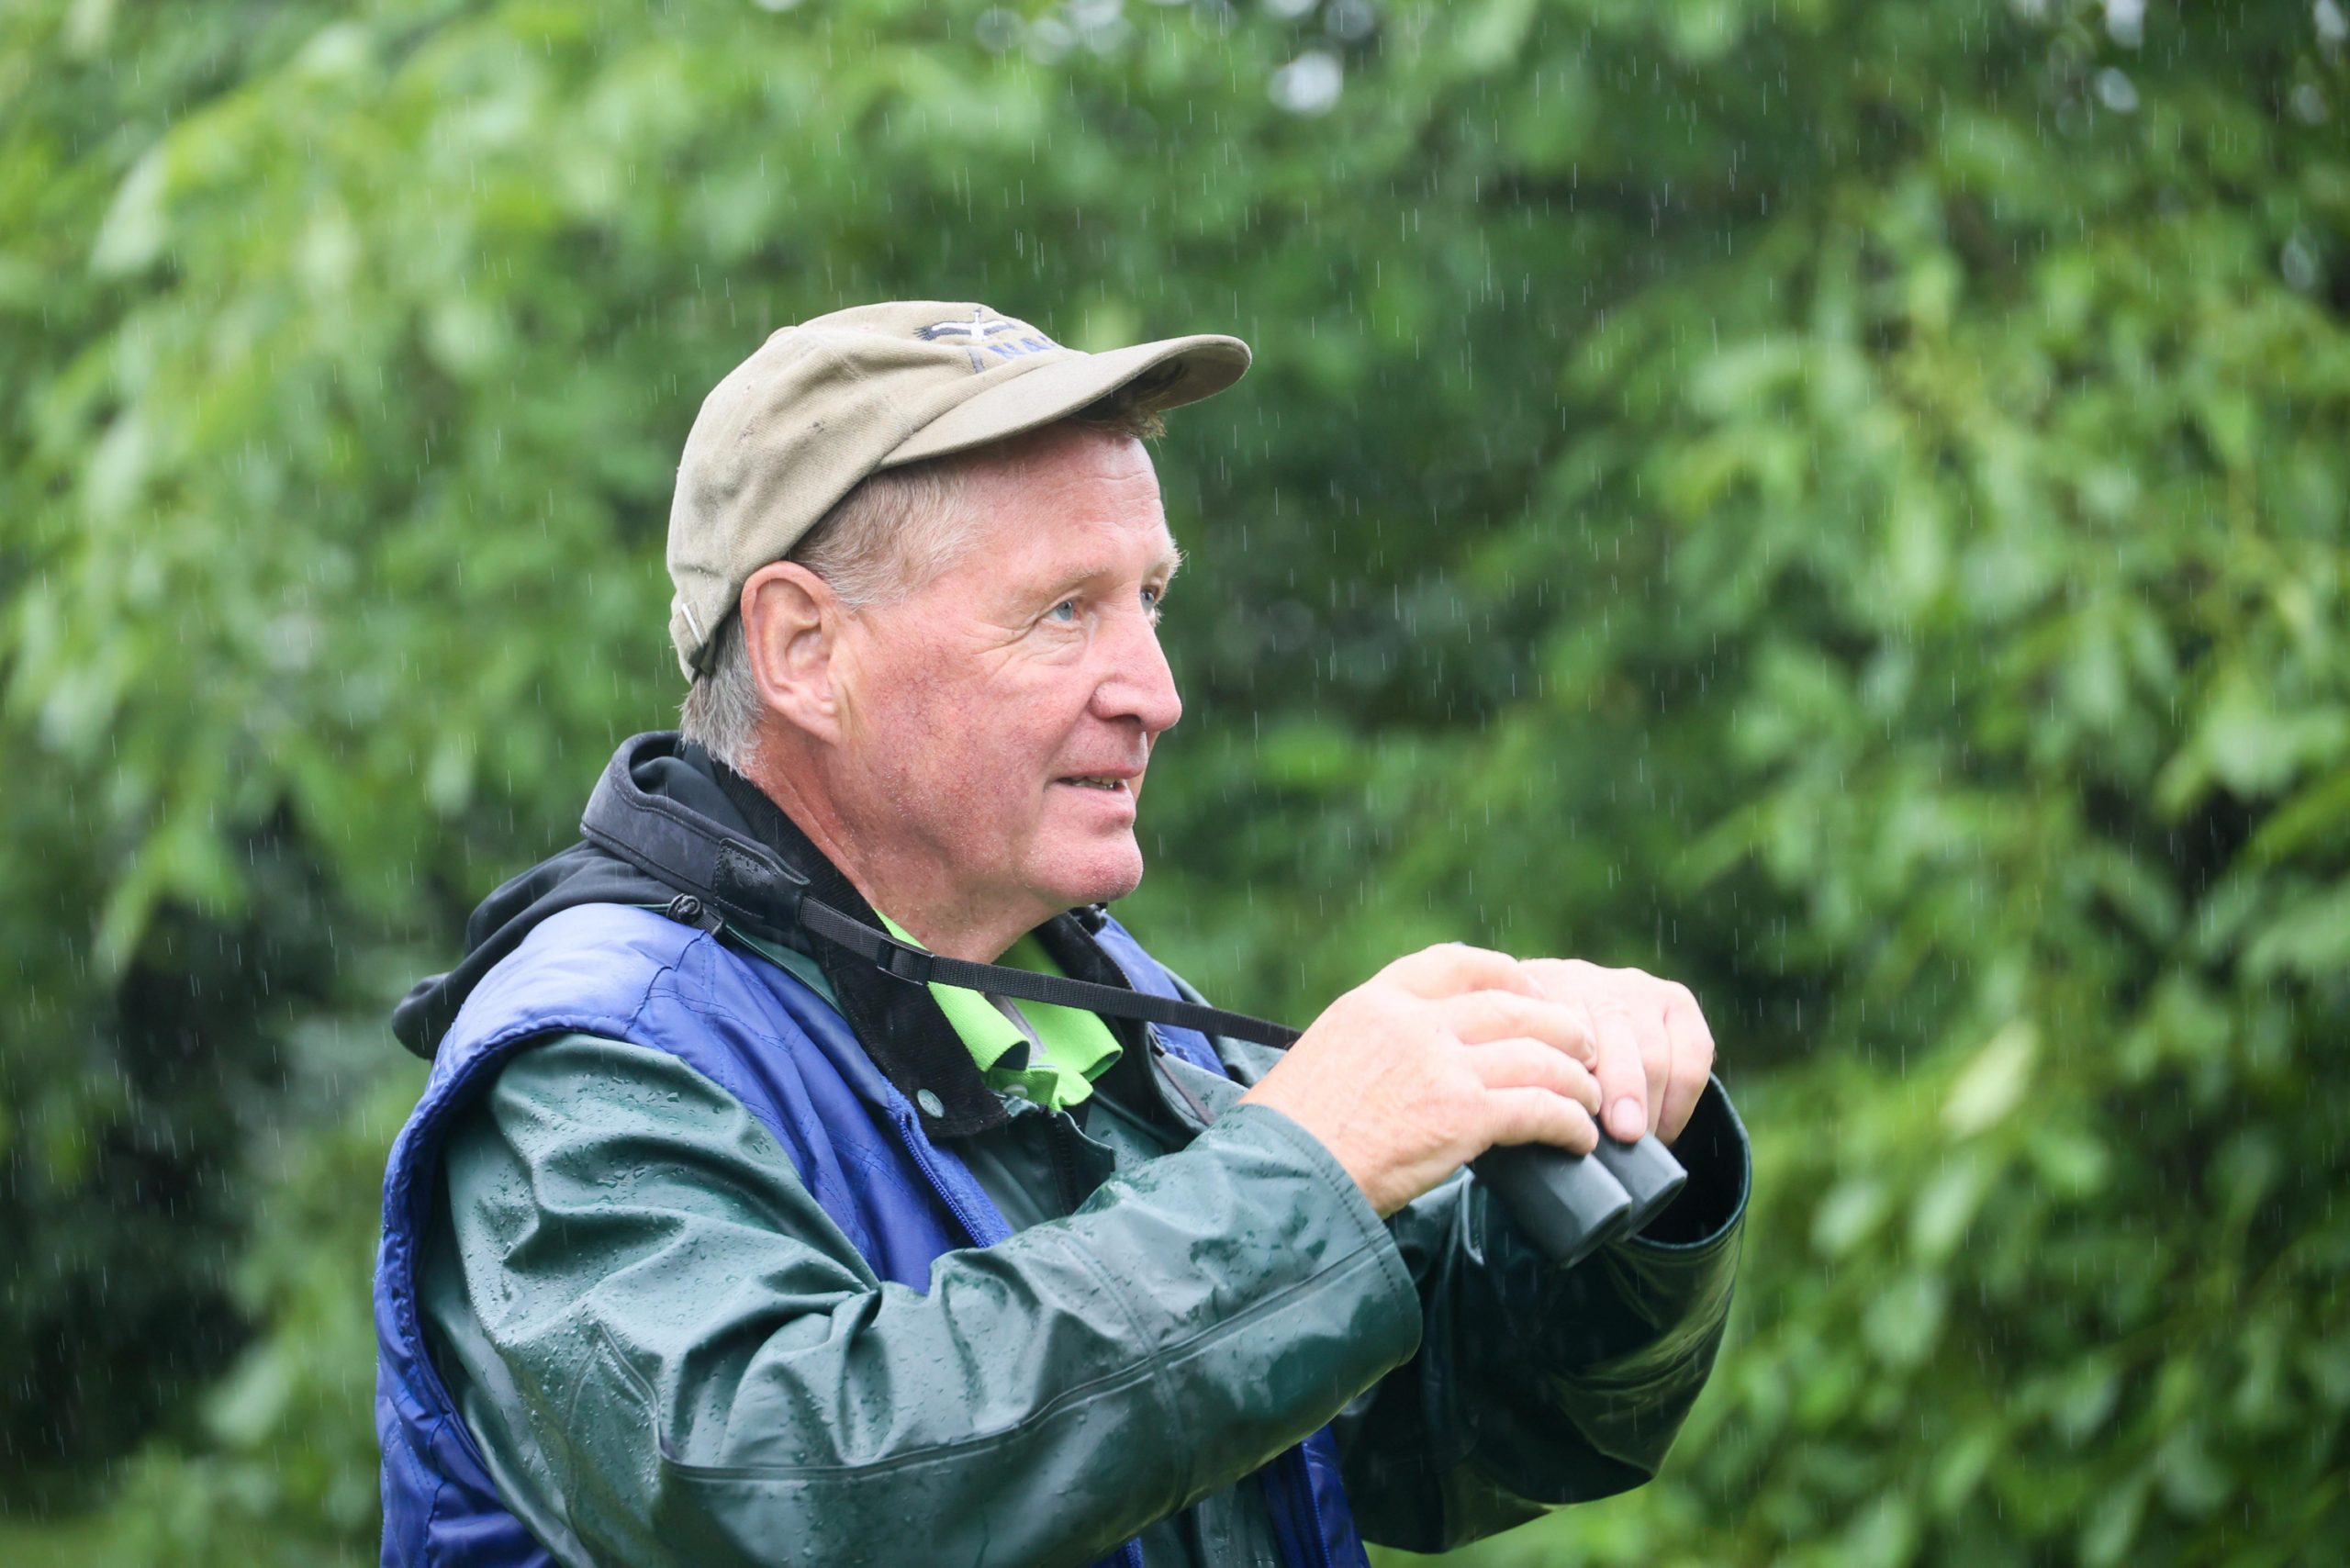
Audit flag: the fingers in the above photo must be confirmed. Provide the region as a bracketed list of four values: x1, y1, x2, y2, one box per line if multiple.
[1521, 958, 1647, 1141]
[1483, 1086, 1601, 1156]
[1658, 980, 1716, 1143]
[1378, 943, 1539, 1002]
[1586, 995, 1651, 1143]
[1463, 1037, 1602, 1114]
[1523, 958, 1706, 1144]
[1435, 991, 1598, 1066]
[1619, 975, 1674, 1141]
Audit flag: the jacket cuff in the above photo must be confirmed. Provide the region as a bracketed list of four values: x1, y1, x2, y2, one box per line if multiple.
[1620, 1075, 1750, 1253]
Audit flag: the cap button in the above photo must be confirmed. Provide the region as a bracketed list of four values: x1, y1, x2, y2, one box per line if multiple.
[915, 1089, 946, 1118]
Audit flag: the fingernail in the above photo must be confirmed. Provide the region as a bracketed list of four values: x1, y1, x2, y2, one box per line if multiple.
[1610, 1098, 1645, 1140]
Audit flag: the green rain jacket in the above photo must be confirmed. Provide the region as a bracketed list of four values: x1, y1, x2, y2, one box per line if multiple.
[402, 745, 1751, 1566]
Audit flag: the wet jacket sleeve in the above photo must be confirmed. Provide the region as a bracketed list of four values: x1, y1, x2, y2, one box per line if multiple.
[1337, 1075, 1750, 1552]
[1161, 969, 1751, 1554]
[420, 1034, 1423, 1568]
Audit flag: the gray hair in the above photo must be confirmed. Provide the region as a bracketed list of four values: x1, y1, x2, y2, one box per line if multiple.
[679, 393, 1168, 770]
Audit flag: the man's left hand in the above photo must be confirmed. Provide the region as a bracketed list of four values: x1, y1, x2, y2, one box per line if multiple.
[1517, 960, 1716, 1148]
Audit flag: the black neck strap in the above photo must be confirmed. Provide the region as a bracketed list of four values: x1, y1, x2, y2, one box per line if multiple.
[792, 897, 1304, 1050]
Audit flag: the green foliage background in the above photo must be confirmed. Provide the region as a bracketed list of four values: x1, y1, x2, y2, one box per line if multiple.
[4, 0, 2346, 1562]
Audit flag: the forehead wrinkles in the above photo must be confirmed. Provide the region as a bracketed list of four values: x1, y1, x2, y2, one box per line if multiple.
[1052, 534, 1184, 585]
[815, 431, 1060, 609]
[948, 484, 1173, 605]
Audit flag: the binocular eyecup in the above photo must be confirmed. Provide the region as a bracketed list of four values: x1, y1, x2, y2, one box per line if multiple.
[1470, 1132, 1687, 1268]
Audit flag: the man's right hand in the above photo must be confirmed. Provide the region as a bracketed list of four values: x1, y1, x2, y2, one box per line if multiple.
[1237, 944, 1605, 1217]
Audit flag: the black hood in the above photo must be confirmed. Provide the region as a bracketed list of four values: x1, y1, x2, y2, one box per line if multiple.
[390, 734, 753, 1058]
[390, 732, 1149, 1140]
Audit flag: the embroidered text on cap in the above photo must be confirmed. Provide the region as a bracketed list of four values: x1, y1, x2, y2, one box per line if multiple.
[916, 308, 1060, 371]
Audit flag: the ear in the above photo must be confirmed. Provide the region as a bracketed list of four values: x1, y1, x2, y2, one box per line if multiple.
[741, 561, 847, 744]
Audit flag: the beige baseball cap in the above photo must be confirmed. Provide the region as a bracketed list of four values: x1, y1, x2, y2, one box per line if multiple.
[665, 300, 1252, 678]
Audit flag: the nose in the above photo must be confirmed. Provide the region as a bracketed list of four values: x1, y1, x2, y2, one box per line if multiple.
[1093, 605, 1182, 740]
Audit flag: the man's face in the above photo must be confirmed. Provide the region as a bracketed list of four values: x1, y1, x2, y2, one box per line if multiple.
[827, 424, 1183, 935]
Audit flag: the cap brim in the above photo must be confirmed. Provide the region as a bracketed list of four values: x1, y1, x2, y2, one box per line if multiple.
[880, 333, 1251, 466]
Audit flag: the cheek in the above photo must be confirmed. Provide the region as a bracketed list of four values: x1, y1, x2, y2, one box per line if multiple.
[871, 679, 1051, 828]
[846, 628, 1091, 844]
[960, 712, 1065, 817]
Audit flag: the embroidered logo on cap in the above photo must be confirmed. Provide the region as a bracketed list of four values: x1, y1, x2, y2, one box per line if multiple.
[918, 307, 1060, 371]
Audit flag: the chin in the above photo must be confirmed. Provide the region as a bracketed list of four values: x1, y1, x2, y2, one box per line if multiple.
[1042, 844, 1146, 912]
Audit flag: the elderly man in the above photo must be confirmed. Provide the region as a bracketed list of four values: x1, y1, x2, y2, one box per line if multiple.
[376, 302, 1750, 1568]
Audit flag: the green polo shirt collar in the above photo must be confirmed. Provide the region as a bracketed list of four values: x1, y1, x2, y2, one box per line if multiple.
[874, 913, 1123, 1110]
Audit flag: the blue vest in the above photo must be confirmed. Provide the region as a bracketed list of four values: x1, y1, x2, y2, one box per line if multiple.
[375, 903, 1370, 1568]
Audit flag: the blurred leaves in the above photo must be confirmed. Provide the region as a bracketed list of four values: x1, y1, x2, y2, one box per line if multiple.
[2, 0, 2347, 1562]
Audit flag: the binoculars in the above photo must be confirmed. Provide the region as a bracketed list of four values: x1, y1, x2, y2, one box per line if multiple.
[1471, 1131, 1686, 1268]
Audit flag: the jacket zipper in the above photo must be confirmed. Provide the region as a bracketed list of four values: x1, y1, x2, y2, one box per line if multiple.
[890, 1103, 1009, 1249]
[1046, 1111, 1088, 1216]
[1281, 1450, 1339, 1568]
[1148, 1033, 1219, 1134]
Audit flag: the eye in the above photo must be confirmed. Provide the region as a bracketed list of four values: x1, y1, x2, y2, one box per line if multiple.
[1139, 585, 1162, 613]
[1046, 599, 1080, 624]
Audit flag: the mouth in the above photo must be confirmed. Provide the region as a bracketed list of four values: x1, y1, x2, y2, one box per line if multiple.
[1053, 775, 1134, 794]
